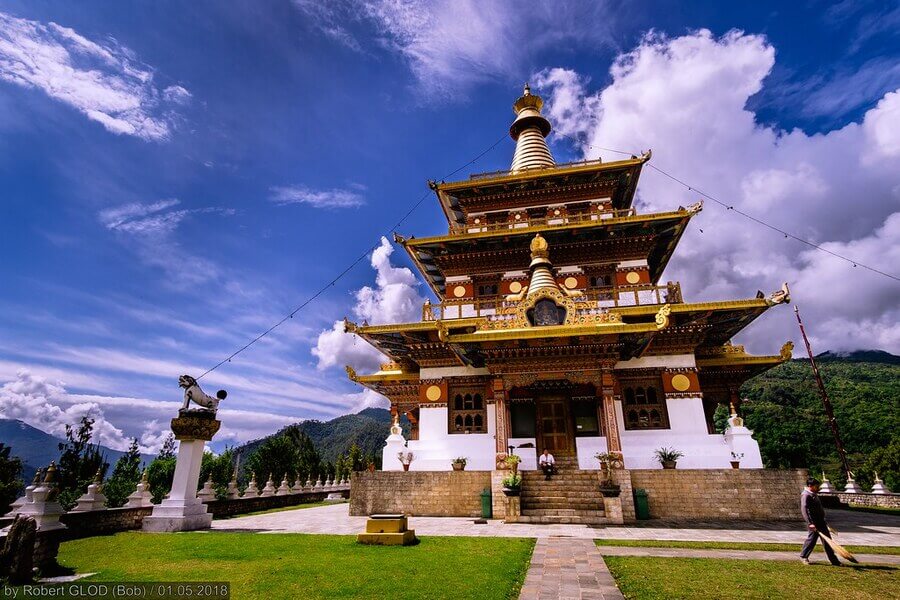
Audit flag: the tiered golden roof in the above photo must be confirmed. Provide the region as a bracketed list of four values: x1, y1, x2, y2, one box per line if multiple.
[509, 84, 555, 172]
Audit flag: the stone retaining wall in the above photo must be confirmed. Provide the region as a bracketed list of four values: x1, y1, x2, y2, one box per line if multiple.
[207, 490, 347, 518]
[60, 506, 152, 539]
[350, 471, 490, 517]
[822, 492, 900, 509]
[629, 468, 808, 520]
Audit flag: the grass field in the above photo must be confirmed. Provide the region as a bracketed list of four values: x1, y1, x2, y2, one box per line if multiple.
[214, 500, 340, 519]
[595, 539, 900, 555]
[605, 556, 899, 600]
[57, 532, 534, 600]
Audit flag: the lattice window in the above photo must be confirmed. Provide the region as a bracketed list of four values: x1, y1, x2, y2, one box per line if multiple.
[622, 379, 669, 430]
[449, 390, 487, 434]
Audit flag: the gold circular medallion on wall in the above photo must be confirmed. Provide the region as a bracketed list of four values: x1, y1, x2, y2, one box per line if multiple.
[553, 209, 561, 216]
[625, 271, 641, 284]
[474, 218, 480, 224]
[514, 213, 522, 220]
[671, 374, 691, 392]
[508, 281, 523, 293]
[425, 385, 442, 401]
[564, 276, 579, 289]
[453, 285, 467, 298]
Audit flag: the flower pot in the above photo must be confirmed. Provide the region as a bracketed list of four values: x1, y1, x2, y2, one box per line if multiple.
[730, 461, 740, 469]
[402, 464, 410, 471]
[599, 485, 621, 498]
[502, 487, 520, 497]
[662, 460, 677, 469]
[452, 463, 465, 471]
[367, 464, 376, 473]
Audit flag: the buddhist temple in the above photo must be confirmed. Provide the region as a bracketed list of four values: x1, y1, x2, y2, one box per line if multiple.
[345, 85, 792, 474]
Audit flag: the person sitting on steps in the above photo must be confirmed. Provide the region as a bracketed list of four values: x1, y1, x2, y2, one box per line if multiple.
[539, 449, 556, 480]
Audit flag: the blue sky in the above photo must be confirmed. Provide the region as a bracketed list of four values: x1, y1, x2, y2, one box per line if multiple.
[1, 0, 898, 452]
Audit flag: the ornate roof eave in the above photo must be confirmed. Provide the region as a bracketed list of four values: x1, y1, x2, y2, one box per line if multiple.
[399, 207, 697, 299]
[432, 155, 650, 225]
[444, 320, 661, 343]
[696, 341, 793, 368]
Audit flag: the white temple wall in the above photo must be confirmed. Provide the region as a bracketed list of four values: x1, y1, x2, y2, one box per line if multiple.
[508, 438, 537, 471]
[393, 405, 497, 471]
[615, 395, 764, 469]
[575, 437, 607, 470]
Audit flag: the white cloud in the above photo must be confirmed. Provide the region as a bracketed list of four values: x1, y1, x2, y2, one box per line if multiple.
[294, 0, 617, 98]
[535, 29, 900, 354]
[313, 236, 425, 372]
[0, 11, 189, 141]
[269, 184, 366, 209]
[0, 369, 139, 452]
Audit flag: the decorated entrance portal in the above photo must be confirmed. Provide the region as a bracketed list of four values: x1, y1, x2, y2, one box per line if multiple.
[509, 381, 602, 460]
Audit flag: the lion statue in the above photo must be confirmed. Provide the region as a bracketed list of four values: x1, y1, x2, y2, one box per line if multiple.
[178, 375, 226, 414]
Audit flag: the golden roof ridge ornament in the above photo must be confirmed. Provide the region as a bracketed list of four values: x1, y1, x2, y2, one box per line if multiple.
[780, 340, 794, 361]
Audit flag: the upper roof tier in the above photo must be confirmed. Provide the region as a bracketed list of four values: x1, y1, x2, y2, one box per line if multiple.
[430, 85, 651, 227]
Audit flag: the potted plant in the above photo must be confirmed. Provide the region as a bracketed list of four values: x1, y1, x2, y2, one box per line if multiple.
[594, 452, 623, 497]
[505, 454, 521, 476]
[654, 447, 684, 469]
[366, 460, 376, 473]
[730, 452, 743, 469]
[501, 473, 522, 497]
[451, 457, 467, 471]
[397, 451, 414, 472]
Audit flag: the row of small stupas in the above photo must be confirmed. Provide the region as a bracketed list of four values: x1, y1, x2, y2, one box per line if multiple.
[346, 85, 793, 471]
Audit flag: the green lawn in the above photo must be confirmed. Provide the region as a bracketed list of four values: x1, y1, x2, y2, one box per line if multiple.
[57, 533, 534, 600]
[595, 539, 900, 555]
[605, 557, 899, 600]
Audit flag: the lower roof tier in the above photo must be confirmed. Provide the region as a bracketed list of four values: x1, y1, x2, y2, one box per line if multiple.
[347, 342, 792, 403]
[345, 295, 789, 372]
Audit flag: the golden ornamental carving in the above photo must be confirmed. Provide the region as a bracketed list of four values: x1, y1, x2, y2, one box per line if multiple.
[481, 285, 622, 331]
[766, 282, 791, 306]
[171, 414, 221, 441]
[780, 340, 794, 361]
[697, 343, 747, 357]
[343, 318, 358, 333]
[380, 361, 403, 372]
[655, 304, 672, 329]
[345, 365, 358, 381]
[530, 233, 549, 260]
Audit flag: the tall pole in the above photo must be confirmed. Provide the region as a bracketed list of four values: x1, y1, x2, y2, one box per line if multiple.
[794, 305, 851, 477]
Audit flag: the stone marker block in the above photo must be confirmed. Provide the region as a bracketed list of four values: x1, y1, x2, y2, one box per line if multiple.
[357, 514, 417, 546]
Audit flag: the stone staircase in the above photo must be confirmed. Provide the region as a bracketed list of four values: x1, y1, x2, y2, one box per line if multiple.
[517, 456, 608, 525]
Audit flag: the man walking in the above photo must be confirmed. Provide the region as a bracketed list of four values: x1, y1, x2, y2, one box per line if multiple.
[800, 477, 841, 565]
[539, 449, 555, 481]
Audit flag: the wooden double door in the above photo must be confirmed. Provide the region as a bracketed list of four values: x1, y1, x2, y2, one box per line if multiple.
[537, 395, 573, 455]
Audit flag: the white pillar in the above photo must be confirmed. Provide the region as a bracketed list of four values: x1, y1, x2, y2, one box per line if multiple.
[143, 412, 220, 532]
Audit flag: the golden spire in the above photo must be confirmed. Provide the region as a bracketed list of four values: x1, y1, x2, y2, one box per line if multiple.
[510, 83, 555, 173]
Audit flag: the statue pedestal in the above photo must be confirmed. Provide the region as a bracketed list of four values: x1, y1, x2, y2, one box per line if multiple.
[143, 413, 220, 533]
[723, 415, 764, 468]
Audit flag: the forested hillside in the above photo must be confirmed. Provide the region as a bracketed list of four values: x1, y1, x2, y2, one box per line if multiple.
[741, 351, 899, 490]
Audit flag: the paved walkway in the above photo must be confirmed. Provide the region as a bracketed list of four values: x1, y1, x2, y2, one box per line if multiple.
[594, 545, 900, 565]
[519, 539, 623, 600]
[212, 503, 900, 547]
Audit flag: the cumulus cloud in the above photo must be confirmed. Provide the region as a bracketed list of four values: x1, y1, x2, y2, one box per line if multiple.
[0, 369, 146, 452]
[269, 184, 366, 209]
[0, 11, 189, 140]
[313, 236, 425, 372]
[535, 29, 900, 353]
[294, 0, 617, 98]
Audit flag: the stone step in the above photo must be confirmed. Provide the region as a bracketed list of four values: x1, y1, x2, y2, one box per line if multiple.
[516, 514, 609, 525]
[522, 502, 605, 511]
[521, 507, 606, 516]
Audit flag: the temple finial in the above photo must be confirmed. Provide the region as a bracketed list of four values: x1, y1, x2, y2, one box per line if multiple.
[510, 85, 555, 173]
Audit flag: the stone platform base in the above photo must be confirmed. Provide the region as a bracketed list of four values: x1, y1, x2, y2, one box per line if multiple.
[357, 514, 418, 546]
[142, 498, 212, 533]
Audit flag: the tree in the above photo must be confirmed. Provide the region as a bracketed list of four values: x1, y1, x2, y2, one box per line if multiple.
[347, 443, 365, 472]
[103, 439, 143, 508]
[712, 404, 730, 434]
[158, 434, 176, 459]
[0, 443, 24, 514]
[199, 448, 237, 500]
[244, 435, 301, 487]
[146, 455, 176, 503]
[56, 417, 109, 510]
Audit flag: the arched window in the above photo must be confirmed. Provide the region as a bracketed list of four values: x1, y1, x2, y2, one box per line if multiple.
[474, 414, 483, 429]
[635, 387, 647, 404]
[463, 393, 473, 409]
[454, 394, 463, 410]
[473, 394, 483, 410]
[464, 415, 473, 428]
[454, 415, 463, 430]
[625, 388, 635, 405]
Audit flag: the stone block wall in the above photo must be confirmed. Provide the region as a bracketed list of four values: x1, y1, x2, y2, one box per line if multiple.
[61, 506, 152, 539]
[823, 492, 900, 509]
[628, 468, 808, 520]
[350, 471, 490, 517]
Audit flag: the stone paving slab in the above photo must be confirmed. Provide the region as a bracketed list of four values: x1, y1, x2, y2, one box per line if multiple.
[211, 503, 900, 547]
[519, 538, 624, 600]
[595, 545, 900, 565]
